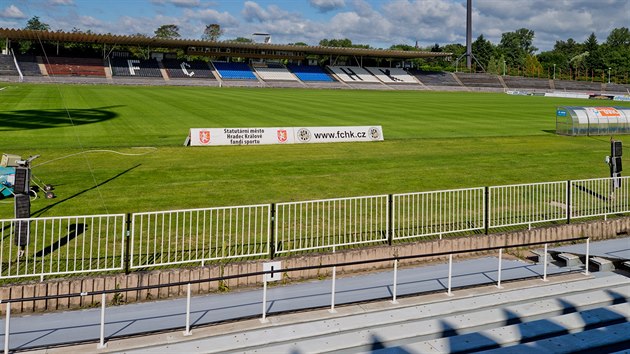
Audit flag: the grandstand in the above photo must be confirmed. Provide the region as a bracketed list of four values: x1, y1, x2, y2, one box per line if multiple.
[44, 57, 105, 77]
[162, 59, 215, 79]
[365, 67, 417, 84]
[553, 79, 603, 92]
[327, 65, 381, 83]
[0, 54, 18, 77]
[109, 57, 162, 78]
[502, 76, 552, 91]
[252, 63, 298, 81]
[286, 64, 334, 82]
[455, 72, 504, 89]
[212, 61, 257, 80]
[15, 55, 42, 76]
[410, 70, 463, 87]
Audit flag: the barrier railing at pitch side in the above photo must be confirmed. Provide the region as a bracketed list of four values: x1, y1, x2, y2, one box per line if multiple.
[130, 205, 270, 269]
[274, 195, 388, 254]
[488, 181, 568, 229]
[571, 177, 630, 219]
[1, 176, 629, 280]
[0, 214, 125, 280]
[392, 188, 485, 240]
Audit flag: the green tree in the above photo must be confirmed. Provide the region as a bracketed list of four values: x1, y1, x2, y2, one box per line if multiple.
[497, 28, 537, 68]
[202, 24, 223, 41]
[25, 16, 50, 31]
[231, 37, 253, 43]
[471, 34, 495, 70]
[19, 16, 51, 53]
[601, 27, 630, 82]
[154, 24, 180, 39]
[524, 54, 543, 77]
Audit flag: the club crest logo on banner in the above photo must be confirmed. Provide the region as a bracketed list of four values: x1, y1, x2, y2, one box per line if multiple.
[199, 130, 211, 144]
[277, 129, 288, 143]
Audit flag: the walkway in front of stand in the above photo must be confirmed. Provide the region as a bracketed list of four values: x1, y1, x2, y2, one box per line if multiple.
[3, 254, 584, 351]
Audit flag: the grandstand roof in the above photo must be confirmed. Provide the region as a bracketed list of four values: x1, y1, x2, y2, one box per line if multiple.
[0, 28, 452, 60]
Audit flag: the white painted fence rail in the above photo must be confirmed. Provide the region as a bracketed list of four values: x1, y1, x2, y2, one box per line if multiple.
[275, 195, 388, 254]
[488, 181, 568, 229]
[0, 214, 125, 279]
[571, 176, 630, 219]
[392, 188, 485, 239]
[130, 204, 270, 268]
[2, 176, 629, 281]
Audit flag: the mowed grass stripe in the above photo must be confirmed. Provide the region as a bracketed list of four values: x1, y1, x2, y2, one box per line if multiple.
[0, 84, 628, 217]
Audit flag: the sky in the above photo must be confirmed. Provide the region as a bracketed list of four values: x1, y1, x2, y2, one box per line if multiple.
[0, 0, 628, 52]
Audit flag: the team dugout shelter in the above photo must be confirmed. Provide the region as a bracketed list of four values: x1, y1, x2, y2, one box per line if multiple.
[0, 28, 452, 67]
[556, 106, 630, 136]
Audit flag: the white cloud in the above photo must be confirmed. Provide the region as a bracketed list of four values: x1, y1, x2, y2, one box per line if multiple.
[0, 5, 27, 19]
[242, 1, 295, 23]
[49, 0, 74, 5]
[151, 0, 202, 7]
[183, 8, 239, 27]
[309, 0, 346, 13]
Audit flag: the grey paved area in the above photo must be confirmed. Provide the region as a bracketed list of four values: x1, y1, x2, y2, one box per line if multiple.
[548, 237, 630, 260]
[2, 255, 584, 352]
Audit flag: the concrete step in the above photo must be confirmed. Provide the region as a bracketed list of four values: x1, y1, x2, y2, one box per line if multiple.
[127, 274, 630, 354]
[476, 321, 630, 354]
[380, 303, 630, 353]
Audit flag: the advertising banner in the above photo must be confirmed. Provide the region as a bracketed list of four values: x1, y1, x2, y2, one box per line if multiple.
[186, 126, 384, 146]
[585, 107, 621, 118]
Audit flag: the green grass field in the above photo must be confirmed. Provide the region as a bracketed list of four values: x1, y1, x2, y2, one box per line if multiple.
[1, 83, 629, 219]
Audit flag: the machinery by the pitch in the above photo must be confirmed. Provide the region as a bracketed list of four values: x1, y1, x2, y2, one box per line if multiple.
[0, 153, 55, 200]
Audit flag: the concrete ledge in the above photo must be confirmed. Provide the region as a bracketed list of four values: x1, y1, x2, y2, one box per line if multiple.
[532, 249, 552, 264]
[558, 253, 581, 267]
[590, 257, 614, 272]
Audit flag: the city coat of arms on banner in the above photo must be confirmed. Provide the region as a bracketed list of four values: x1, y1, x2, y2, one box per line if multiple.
[277, 129, 288, 143]
[199, 130, 211, 144]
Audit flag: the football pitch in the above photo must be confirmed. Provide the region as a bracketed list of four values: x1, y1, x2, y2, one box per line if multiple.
[1, 83, 629, 219]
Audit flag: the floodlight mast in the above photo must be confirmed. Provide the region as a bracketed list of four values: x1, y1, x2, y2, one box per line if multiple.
[455, 0, 483, 72]
[466, 0, 472, 70]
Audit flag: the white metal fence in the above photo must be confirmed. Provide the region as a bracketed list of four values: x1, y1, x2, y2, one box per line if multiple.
[275, 195, 388, 254]
[392, 188, 485, 239]
[130, 204, 270, 268]
[571, 176, 630, 219]
[488, 181, 568, 229]
[0, 214, 125, 279]
[2, 176, 630, 280]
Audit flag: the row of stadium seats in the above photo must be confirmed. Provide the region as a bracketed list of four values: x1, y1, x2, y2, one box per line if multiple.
[1, 54, 628, 93]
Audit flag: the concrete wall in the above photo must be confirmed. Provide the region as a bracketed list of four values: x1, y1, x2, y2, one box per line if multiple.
[2, 216, 628, 314]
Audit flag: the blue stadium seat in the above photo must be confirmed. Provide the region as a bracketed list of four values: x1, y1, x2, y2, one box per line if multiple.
[212, 62, 256, 80]
[286, 64, 334, 82]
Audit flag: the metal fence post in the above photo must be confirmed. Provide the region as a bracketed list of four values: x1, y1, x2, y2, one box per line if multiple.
[125, 213, 132, 274]
[447, 254, 453, 296]
[4, 302, 10, 354]
[330, 247, 337, 313]
[183, 283, 192, 336]
[269, 204, 275, 260]
[391, 259, 398, 304]
[497, 248, 503, 289]
[566, 180, 571, 224]
[98, 293, 107, 349]
[543, 243, 548, 282]
[584, 238, 590, 276]
[387, 194, 393, 245]
[484, 186, 489, 235]
[260, 278, 268, 323]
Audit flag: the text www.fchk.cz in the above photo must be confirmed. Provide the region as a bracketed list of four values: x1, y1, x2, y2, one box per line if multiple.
[313, 130, 366, 139]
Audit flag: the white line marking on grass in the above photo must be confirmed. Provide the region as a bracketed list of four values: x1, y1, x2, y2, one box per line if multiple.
[0, 87, 6, 91]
